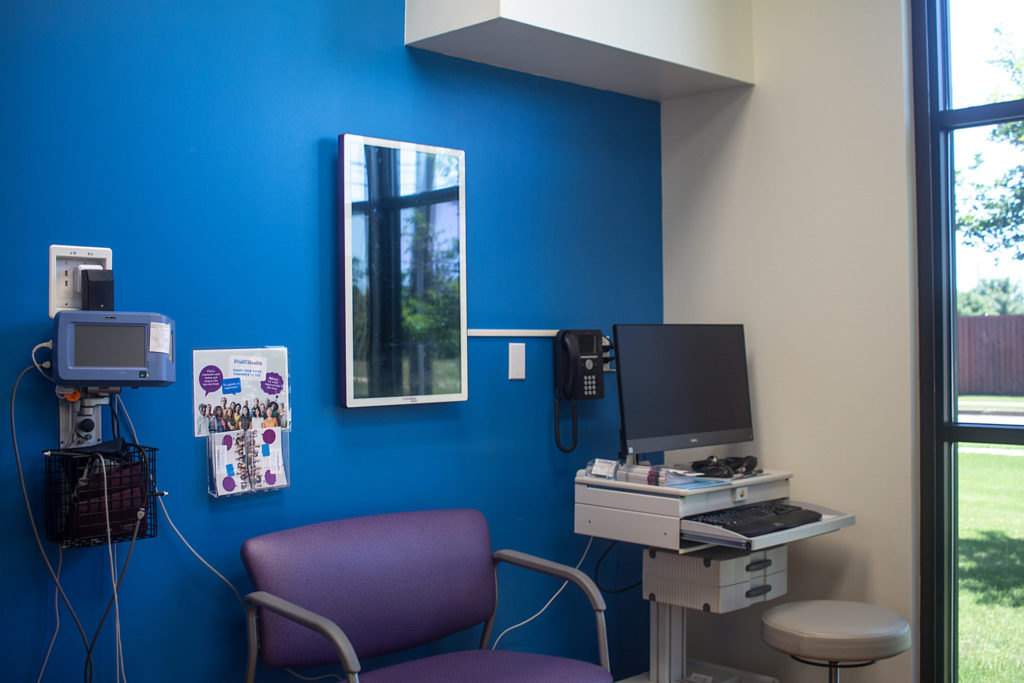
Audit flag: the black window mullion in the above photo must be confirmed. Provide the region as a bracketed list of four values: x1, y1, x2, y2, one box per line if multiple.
[943, 423, 1024, 446]
[914, 0, 956, 680]
[919, 0, 1024, 680]
[936, 99, 1024, 130]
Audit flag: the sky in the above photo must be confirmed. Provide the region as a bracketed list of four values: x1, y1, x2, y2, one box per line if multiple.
[949, 0, 1024, 291]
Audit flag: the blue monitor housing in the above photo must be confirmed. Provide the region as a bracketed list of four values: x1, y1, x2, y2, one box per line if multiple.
[53, 310, 175, 387]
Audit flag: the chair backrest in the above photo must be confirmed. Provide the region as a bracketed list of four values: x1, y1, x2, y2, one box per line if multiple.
[241, 508, 497, 668]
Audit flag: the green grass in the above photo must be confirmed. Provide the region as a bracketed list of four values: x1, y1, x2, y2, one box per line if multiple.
[957, 449, 1024, 681]
[958, 395, 1024, 411]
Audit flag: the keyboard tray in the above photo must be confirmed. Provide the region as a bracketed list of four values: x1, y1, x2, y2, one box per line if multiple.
[678, 500, 854, 550]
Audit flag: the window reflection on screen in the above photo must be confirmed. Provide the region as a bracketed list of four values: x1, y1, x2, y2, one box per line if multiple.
[341, 135, 467, 407]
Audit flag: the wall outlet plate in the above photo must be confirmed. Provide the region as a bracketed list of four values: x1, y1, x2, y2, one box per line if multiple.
[49, 245, 113, 318]
[508, 342, 526, 380]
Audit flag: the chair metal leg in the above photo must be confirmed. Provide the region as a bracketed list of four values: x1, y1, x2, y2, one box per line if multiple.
[245, 604, 260, 683]
[828, 662, 839, 683]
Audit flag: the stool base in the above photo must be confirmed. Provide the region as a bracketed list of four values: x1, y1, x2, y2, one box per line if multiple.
[790, 656, 876, 683]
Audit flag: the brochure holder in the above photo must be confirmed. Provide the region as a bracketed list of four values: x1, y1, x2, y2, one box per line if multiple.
[192, 347, 291, 498]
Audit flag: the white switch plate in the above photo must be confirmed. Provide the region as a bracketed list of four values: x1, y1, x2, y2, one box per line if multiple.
[49, 245, 113, 318]
[508, 343, 526, 380]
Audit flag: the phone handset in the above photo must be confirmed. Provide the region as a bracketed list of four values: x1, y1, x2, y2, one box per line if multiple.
[553, 330, 605, 453]
[560, 333, 579, 401]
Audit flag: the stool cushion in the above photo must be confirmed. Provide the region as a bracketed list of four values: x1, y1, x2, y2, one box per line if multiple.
[761, 600, 911, 663]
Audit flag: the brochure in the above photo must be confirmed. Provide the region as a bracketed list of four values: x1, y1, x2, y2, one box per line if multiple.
[192, 347, 290, 437]
[209, 428, 288, 496]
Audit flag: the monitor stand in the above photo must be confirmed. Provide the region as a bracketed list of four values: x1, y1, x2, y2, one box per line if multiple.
[617, 602, 779, 683]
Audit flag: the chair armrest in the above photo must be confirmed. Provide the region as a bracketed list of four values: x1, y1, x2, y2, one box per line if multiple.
[493, 549, 607, 612]
[491, 549, 610, 671]
[245, 591, 361, 682]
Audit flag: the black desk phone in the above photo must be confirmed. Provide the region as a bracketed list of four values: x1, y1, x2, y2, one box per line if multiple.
[553, 330, 605, 453]
[554, 329, 605, 401]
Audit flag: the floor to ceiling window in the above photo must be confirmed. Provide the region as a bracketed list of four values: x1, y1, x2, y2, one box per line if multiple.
[914, 1, 1024, 680]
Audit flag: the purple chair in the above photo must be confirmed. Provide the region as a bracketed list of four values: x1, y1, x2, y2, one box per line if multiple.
[240, 509, 612, 683]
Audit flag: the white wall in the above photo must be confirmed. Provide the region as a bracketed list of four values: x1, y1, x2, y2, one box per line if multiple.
[499, 0, 754, 83]
[661, 1, 917, 681]
[406, 0, 753, 101]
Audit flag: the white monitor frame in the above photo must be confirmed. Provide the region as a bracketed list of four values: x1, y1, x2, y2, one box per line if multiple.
[339, 134, 468, 408]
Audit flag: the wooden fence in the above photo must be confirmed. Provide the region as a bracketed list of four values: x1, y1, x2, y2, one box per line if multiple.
[957, 314, 1024, 395]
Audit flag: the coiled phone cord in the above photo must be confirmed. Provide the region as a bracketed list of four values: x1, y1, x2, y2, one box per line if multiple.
[553, 398, 578, 452]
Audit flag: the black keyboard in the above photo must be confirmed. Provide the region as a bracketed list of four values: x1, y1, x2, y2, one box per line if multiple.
[686, 499, 822, 537]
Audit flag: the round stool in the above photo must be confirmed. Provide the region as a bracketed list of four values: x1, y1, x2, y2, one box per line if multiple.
[761, 600, 911, 682]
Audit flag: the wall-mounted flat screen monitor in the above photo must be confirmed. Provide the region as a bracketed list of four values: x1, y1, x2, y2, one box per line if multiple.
[613, 323, 753, 457]
[339, 134, 468, 407]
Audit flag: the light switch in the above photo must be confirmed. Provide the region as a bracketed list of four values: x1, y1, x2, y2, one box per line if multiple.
[508, 343, 526, 380]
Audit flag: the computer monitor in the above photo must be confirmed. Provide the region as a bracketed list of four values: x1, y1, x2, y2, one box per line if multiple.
[612, 323, 753, 458]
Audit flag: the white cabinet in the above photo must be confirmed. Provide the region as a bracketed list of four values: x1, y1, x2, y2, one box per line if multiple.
[644, 545, 788, 613]
[405, 0, 754, 101]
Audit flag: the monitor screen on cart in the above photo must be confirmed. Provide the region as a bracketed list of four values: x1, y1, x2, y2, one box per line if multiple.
[613, 323, 753, 457]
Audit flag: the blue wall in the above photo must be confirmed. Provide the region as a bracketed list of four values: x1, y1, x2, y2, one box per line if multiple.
[0, 1, 662, 680]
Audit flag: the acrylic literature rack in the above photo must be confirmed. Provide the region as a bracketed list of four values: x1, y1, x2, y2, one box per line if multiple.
[192, 347, 291, 497]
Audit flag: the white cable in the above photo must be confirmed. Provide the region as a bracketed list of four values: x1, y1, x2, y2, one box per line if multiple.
[99, 456, 127, 683]
[35, 340, 78, 449]
[59, 405, 75, 448]
[115, 395, 138, 444]
[84, 516, 142, 683]
[112, 541, 121, 683]
[11, 366, 91, 660]
[36, 547, 63, 683]
[119, 395, 587, 672]
[31, 341, 54, 381]
[115, 395, 246, 609]
[120, 396, 329, 683]
[155, 496, 246, 609]
[491, 536, 595, 650]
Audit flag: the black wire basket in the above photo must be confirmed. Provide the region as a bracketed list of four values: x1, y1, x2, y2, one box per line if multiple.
[45, 442, 158, 549]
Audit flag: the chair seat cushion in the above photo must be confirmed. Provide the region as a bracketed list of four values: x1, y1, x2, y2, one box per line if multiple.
[761, 600, 911, 663]
[360, 648, 613, 683]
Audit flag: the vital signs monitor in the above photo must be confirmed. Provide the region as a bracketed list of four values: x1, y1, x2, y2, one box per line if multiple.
[52, 310, 175, 387]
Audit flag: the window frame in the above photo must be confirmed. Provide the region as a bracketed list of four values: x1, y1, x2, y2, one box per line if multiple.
[913, 0, 1024, 680]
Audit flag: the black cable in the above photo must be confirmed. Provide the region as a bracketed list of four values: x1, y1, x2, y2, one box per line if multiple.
[84, 514, 143, 683]
[108, 395, 116, 442]
[553, 398, 578, 452]
[110, 395, 120, 441]
[593, 540, 641, 594]
[10, 366, 94, 677]
[35, 544, 64, 683]
[112, 399, 132, 445]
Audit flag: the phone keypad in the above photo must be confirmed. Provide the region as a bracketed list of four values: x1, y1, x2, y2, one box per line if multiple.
[583, 373, 598, 396]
